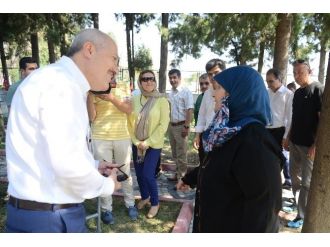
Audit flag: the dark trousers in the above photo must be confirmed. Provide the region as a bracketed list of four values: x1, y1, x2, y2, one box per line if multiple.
[198, 133, 206, 165]
[132, 145, 161, 206]
[268, 127, 285, 148]
[268, 127, 291, 182]
[6, 203, 87, 233]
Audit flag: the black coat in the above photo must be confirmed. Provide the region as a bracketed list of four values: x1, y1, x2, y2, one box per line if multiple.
[183, 123, 284, 233]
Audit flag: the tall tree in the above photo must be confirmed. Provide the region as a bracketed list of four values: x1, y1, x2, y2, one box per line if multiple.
[304, 14, 330, 84]
[302, 52, 330, 232]
[159, 13, 169, 93]
[0, 14, 28, 89]
[273, 13, 293, 85]
[170, 14, 277, 69]
[45, 14, 56, 63]
[91, 13, 99, 29]
[116, 13, 155, 85]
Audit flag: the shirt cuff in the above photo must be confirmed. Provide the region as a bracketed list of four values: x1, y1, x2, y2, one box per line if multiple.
[99, 177, 115, 197]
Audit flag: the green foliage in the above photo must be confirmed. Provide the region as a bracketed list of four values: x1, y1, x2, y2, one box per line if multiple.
[133, 45, 153, 71]
[170, 13, 277, 66]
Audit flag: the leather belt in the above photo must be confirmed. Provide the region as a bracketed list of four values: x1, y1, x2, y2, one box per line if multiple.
[170, 121, 185, 126]
[8, 196, 79, 211]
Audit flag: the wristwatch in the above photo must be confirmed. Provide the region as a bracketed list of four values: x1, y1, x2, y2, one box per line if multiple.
[184, 125, 190, 129]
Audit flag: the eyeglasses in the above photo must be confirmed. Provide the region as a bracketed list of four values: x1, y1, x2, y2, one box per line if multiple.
[116, 164, 129, 182]
[200, 82, 209, 86]
[102, 162, 129, 182]
[141, 77, 155, 82]
[293, 59, 310, 69]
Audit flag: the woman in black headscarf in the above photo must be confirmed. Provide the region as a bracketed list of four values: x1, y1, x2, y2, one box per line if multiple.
[177, 66, 284, 233]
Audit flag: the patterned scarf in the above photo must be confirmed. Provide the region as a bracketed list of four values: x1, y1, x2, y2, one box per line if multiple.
[202, 96, 241, 152]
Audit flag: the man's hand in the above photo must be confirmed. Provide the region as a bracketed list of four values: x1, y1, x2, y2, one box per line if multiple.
[193, 133, 200, 150]
[176, 179, 191, 192]
[308, 144, 316, 161]
[98, 161, 118, 177]
[98, 161, 121, 191]
[282, 138, 290, 151]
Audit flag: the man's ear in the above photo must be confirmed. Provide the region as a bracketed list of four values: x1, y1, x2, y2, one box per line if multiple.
[82, 41, 95, 58]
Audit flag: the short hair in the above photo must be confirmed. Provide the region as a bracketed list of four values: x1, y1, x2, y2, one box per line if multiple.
[266, 68, 283, 82]
[67, 29, 112, 57]
[19, 57, 37, 70]
[168, 68, 181, 78]
[205, 58, 226, 72]
[292, 59, 311, 70]
[138, 69, 157, 83]
[199, 73, 208, 81]
[287, 82, 297, 91]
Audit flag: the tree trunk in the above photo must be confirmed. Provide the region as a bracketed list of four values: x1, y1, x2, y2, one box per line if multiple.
[273, 13, 292, 85]
[30, 33, 40, 67]
[47, 38, 56, 64]
[0, 35, 9, 90]
[257, 40, 265, 73]
[318, 39, 326, 84]
[302, 52, 330, 232]
[45, 14, 56, 64]
[92, 13, 99, 29]
[60, 33, 68, 57]
[159, 13, 169, 93]
[125, 14, 135, 86]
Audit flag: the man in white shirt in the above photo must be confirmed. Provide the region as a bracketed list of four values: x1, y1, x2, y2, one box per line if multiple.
[266, 68, 293, 146]
[5, 29, 121, 233]
[193, 59, 226, 164]
[167, 69, 194, 181]
[266, 68, 293, 186]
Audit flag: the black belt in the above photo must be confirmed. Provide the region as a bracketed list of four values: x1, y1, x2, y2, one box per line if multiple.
[8, 196, 79, 211]
[170, 121, 185, 126]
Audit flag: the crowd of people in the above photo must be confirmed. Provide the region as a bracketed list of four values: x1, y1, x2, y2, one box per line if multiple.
[3, 28, 324, 233]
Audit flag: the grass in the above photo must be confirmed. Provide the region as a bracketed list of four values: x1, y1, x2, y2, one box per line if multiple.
[0, 182, 182, 233]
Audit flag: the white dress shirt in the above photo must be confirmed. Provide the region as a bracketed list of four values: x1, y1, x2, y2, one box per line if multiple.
[267, 85, 293, 139]
[6, 56, 115, 203]
[168, 85, 194, 123]
[195, 87, 215, 133]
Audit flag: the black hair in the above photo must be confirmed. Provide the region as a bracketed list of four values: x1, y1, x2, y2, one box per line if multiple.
[19, 57, 37, 70]
[205, 58, 226, 72]
[266, 68, 283, 82]
[168, 68, 181, 78]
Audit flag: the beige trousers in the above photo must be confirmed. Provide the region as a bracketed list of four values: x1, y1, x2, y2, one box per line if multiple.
[92, 139, 135, 211]
[168, 124, 188, 179]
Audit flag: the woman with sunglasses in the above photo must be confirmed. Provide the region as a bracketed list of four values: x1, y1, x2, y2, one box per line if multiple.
[128, 70, 170, 218]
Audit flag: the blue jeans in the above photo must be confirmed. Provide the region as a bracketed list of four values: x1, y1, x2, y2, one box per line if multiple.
[6, 203, 87, 233]
[132, 145, 161, 206]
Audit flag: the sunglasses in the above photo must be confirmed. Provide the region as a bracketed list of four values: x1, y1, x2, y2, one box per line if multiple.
[102, 162, 129, 182]
[141, 77, 155, 82]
